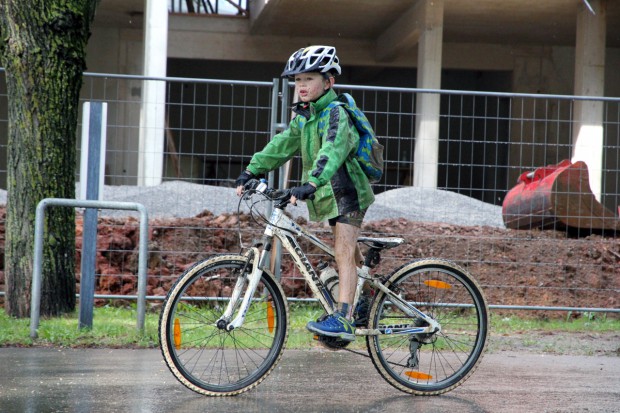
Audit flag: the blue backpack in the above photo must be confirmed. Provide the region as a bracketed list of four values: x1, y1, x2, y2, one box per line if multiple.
[324, 93, 384, 183]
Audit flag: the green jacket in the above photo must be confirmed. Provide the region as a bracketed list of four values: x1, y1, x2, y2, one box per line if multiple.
[246, 88, 375, 222]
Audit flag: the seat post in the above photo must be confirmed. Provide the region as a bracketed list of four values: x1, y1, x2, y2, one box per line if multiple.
[363, 247, 382, 269]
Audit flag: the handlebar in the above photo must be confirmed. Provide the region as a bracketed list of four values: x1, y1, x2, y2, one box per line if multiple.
[242, 178, 314, 209]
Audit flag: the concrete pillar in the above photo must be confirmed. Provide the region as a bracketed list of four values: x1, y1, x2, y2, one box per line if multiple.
[571, 0, 606, 200]
[413, 0, 443, 188]
[138, 0, 168, 186]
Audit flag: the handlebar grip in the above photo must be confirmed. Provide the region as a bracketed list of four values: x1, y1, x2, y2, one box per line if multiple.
[243, 178, 260, 191]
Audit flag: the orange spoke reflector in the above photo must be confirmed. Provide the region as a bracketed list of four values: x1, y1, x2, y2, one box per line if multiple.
[266, 302, 275, 333]
[173, 318, 182, 350]
[424, 279, 451, 289]
[405, 371, 433, 380]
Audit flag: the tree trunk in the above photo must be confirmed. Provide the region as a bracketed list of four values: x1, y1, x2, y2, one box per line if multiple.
[0, 1, 99, 317]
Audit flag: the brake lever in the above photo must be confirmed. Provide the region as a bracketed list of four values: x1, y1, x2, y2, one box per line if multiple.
[288, 192, 314, 207]
[274, 189, 293, 209]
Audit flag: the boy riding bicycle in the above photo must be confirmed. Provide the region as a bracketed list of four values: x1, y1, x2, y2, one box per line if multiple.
[236, 45, 375, 341]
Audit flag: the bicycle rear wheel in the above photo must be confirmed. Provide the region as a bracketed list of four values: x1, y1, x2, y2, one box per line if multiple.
[367, 258, 488, 395]
[159, 254, 288, 396]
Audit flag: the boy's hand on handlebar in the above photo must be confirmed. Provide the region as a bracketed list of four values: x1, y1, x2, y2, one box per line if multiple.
[290, 182, 316, 205]
[235, 170, 254, 196]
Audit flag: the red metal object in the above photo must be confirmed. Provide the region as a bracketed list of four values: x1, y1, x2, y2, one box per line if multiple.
[502, 160, 619, 232]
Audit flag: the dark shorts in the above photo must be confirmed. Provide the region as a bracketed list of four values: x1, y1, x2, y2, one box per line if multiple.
[327, 208, 367, 228]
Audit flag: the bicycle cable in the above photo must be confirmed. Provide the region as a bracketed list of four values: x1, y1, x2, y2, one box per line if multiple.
[237, 188, 292, 251]
[240, 187, 383, 283]
[236, 186, 384, 359]
[237, 189, 269, 251]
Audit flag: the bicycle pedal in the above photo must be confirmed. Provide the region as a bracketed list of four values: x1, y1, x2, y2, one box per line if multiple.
[313, 334, 351, 351]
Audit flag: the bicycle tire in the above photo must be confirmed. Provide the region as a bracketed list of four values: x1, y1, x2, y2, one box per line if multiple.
[367, 258, 489, 395]
[159, 254, 289, 396]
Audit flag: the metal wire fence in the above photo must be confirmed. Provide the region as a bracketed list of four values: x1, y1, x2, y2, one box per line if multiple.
[169, 0, 247, 16]
[0, 71, 618, 315]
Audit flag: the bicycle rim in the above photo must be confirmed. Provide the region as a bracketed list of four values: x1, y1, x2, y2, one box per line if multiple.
[367, 258, 488, 395]
[159, 255, 288, 396]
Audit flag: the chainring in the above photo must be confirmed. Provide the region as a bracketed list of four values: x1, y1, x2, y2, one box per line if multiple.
[311, 313, 352, 351]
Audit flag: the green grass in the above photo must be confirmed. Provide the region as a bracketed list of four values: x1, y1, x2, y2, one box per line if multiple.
[1, 303, 618, 348]
[288, 302, 373, 350]
[0, 304, 160, 348]
[490, 312, 620, 335]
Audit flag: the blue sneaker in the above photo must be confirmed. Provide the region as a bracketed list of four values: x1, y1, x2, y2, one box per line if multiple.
[306, 311, 356, 342]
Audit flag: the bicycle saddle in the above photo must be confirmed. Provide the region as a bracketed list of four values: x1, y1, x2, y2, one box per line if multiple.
[357, 237, 405, 250]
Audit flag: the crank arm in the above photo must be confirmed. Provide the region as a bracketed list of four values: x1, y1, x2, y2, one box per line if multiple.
[355, 325, 437, 336]
[372, 282, 442, 334]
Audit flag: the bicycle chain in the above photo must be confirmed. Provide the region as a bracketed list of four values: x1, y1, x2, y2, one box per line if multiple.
[341, 346, 370, 358]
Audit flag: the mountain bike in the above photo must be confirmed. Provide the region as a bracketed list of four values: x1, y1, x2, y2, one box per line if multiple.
[159, 179, 489, 396]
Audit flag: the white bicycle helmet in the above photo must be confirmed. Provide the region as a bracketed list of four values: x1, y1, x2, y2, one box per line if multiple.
[281, 45, 341, 78]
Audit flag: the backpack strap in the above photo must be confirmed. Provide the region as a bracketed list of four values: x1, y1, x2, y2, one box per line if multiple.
[336, 93, 355, 107]
[321, 93, 383, 183]
[322, 94, 354, 126]
[324, 99, 344, 113]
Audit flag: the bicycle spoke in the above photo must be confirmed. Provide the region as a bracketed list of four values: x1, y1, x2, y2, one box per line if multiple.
[159, 256, 288, 395]
[367, 259, 488, 395]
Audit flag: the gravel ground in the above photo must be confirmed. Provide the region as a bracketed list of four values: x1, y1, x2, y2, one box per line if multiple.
[11, 180, 502, 227]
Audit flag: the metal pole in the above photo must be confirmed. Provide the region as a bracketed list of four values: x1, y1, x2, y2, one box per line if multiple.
[79, 102, 104, 330]
[272, 78, 291, 280]
[267, 78, 279, 194]
[29, 202, 46, 339]
[136, 203, 149, 331]
[267, 78, 279, 276]
[30, 199, 149, 339]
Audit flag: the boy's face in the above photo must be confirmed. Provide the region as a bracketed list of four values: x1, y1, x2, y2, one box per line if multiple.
[294, 72, 334, 102]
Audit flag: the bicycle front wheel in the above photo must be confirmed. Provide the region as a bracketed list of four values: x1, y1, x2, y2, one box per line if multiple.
[367, 258, 488, 395]
[159, 254, 288, 396]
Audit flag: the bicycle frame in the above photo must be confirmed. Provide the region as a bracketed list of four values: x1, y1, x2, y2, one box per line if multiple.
[160, 181, 488, 397]
[220, 199, 441, 336]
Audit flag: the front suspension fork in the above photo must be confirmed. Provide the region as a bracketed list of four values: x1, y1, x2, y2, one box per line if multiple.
[217, 248, 266, 331]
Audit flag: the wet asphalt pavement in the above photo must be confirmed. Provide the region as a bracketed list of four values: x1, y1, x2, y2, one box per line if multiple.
[0, 348, 618, 413]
